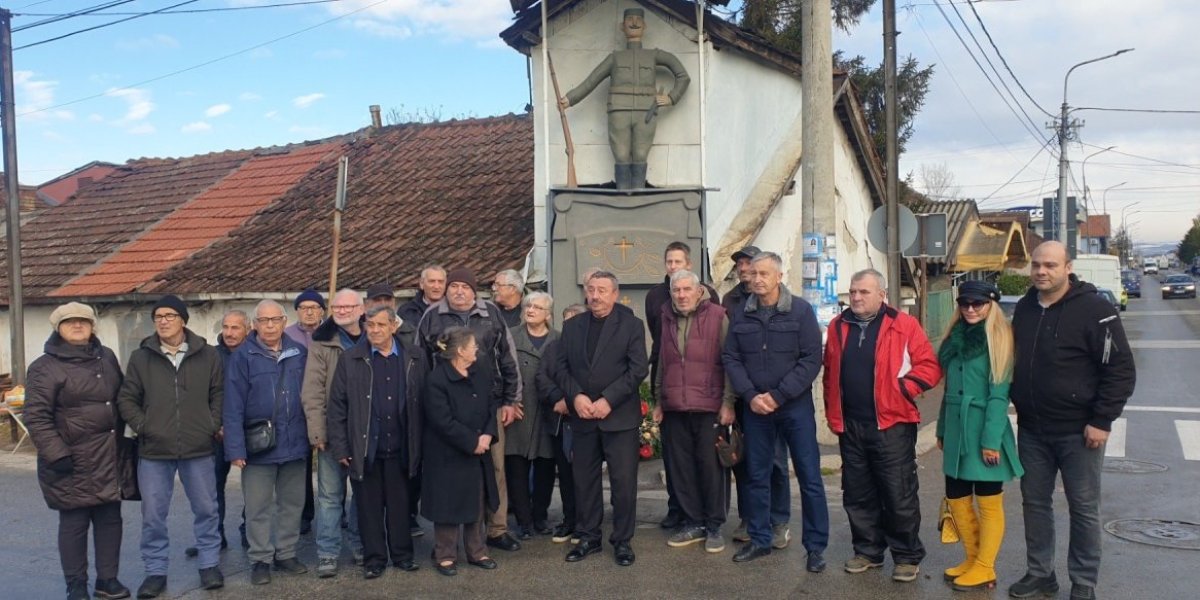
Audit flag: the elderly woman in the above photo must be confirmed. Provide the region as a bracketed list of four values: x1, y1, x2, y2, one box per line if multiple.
[422, 327, 500, 576]
[24, 302, 132, 600]
[504, 292, 559, 539]
[937, 280, 1023, 591]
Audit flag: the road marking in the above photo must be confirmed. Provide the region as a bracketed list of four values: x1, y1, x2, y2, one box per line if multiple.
[1106, 418, 1127, 458]
[1176, 421, 1200, 461]
[1123, 406, 1200, 414]
[1122, 310, 1200, 316]
[1128, 340, 1200, 349]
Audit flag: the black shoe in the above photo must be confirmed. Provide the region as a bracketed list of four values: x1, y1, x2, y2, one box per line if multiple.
[565, 540, 602, 562]
[136, 576, 166, 599]
[613, 542, 635, 567]
[300, 520, 312, 535]
[486, 533, 521, 551]
[468, 557, 498, 570]
[198, 567, 223, 591]
[184, 546, 198, 559]
[1069, 584, 1096, 600]
[273, 558, 309, 575]
[806, 551, 827, 573]
[393, 560, 419, 572]
[362, 565, 385, 580]
[533, 520, 553, 535]
[551, 523, 575, 543]
[1008, 573, 1059, 598]
[659, 511, 683, 529]
[94, 578, 130, 600]
[67, 578, 90, 600]
[250, 563, 271, 586]
[516, 526, 533, 541]
[732, 544, 772, 563]
[410, 525, 424, 538]
[435, 561, 457, 577]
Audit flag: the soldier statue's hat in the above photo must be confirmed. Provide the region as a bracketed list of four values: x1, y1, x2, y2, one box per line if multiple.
[623, 8, 645, 18]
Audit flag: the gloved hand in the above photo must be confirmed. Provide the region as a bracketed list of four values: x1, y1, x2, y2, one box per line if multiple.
[49, 456, 74, 474]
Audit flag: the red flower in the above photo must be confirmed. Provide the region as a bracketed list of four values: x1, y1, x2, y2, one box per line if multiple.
[640, 400, 649, 417]
[639, 444, 654, 459]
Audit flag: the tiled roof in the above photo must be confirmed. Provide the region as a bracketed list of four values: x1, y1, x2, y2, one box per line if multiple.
[0, 151, 253, 303]
[54, 143, 342, 297]
[154, 114, 534, 294]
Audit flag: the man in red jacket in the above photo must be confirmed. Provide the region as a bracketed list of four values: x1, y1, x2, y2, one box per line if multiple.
[822, 269, 942, 583]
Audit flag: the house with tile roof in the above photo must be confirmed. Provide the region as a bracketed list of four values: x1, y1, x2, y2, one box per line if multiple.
[0, 114, 532, 371]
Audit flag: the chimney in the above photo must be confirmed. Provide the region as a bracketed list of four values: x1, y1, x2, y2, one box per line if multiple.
[369, 105, 382, 129]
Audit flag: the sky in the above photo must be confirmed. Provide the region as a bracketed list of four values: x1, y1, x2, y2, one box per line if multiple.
[9, 0, 1199, 244]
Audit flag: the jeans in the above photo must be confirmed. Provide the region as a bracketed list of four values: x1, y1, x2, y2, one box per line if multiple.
[138, 456, 221, 574]
[1018, 428, 1105, 587]
[734, 434, 790, 526]
[839, 420, 923, 564]
[214, 441, 232, 540]
[315, 449, 361, 560]
[242, 459, 306, 565]
[743, 402, 829, 552]
[58, 502, 122, 583]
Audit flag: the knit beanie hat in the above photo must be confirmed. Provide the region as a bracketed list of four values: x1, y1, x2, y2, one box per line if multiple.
[151, 294, 189, 324]
[446, 268, 477, 290]
[294, 287, 326, 310]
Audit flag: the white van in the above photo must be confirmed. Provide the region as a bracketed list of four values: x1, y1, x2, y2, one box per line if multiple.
[1075, 254, 1126, 311]
[1144, 258, 1159, 275]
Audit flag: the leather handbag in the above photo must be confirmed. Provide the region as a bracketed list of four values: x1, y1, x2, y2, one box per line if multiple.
[715, 424, 744, 468]
[243, 419, 276, 456]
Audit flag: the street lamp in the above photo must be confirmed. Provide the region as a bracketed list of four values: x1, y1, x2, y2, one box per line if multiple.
[1119, 201, 1143, 264]
[1102, 181, 1127, 216]
[1057, 49, 1135, 256]
[1081, 145, 1116, 214]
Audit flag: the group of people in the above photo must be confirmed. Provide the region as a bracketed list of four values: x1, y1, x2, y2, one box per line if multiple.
[22, 239, 1133, 600]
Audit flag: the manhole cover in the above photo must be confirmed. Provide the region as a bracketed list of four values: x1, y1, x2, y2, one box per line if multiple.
[1104, 458, 1169, 474]
[1105, 519, 1200, 550]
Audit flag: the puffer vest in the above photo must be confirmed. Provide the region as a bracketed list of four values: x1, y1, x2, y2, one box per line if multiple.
[660, 301, 726, 412]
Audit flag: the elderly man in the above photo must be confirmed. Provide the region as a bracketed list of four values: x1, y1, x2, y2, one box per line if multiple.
[415, 268, 523, 552]
[1007, 242, 1135, 600]
[822, 269, 942, 582]
[492, 269, 526, 328]
[327, 306, 426, 579]
[301, 289, 366, 578]
[398, 265, 446, 326]
[117, 295, 225, 597]
[224, 300, 310, 586]
[723, 253, 827, 570]
[554, 271, 648, 566]
[652, 270, 735, 553]
[285, 288, 325, 350]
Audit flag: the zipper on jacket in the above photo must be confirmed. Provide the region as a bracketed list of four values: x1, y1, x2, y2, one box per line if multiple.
[1027, 306, 1047, 430]
[360, 356, 374, 471]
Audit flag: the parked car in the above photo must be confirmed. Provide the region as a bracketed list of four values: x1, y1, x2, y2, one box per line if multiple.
[1096, 288, 1122, 312]
[1123, 277, 1141, 298]
[1161, 274, 1197, 300]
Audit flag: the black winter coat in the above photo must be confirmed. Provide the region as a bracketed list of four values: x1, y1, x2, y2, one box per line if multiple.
[117, 329, 223, 460]
[553, 304, 649, 433]
[327, 329, 426, 481]
[421, 361, 499, 524]
[24, 334, 129, 511]
[1011, 277, 1136, 435]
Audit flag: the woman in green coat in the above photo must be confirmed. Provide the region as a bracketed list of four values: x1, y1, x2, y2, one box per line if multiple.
[936, 280, 1023, 592]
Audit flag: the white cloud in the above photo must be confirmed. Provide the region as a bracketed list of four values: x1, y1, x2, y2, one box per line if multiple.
[205, 103, 232, 117]
[127, 123, 155, 135]
[116, 34, 180, 51]
[106, 88, 154, 124]
[329, 0, 510, 44]
[181, 121, 212, 134]
[240, 92, 262, 101]
[13, 70, 73, 121]
[292, 93, 326, 109]
[264, 110, 279, 119]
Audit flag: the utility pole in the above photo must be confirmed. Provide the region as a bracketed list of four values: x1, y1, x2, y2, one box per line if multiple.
[1, 10, 25, 384]
[883, 0, 901, 306]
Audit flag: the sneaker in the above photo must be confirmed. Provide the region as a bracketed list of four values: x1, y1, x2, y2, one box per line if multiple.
[1069, 584, 1096, 600]
[892, 563, 920, 582]
[67, 579, 90, 600]
[806, 551, 827, 573]
[352, 549, 364, 566]
[410, 525, 424, 538]
[771, 524, 791, 549]
[317, 557, 338, 579]
[1008, 573, 1060, 598]
[732, 520, 750, 543]
[250, 562, 271, 586]
[704, 531, 726, 553]
[94, 578, 131, 600]
[551, 524, 575, 543]
[273, 558, 309, 575]
[844, 555, 884, 573]
[136, 575, 167, 599]
[198, 567, 223, 591]
[667, 526, 707, 548]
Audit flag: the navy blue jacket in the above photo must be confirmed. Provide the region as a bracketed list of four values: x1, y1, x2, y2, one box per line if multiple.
[722, 285, 824, 410]
[223, 332, 309, 465]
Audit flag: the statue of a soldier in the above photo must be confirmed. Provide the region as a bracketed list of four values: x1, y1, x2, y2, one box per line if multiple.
[559, 8, 690, 190]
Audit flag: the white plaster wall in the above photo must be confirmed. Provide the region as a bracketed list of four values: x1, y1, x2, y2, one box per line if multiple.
[833, 121, 887, 298]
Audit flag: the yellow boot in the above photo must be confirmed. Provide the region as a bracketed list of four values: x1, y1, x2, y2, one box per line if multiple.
[943, 496, 979, 581]
[953, 492, 1005, 591]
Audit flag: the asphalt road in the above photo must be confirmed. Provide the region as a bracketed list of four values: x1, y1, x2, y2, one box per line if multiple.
[2, 273, 1197, 599]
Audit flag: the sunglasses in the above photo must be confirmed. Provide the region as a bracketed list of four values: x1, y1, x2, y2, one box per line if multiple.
[957, 300, 989, 311]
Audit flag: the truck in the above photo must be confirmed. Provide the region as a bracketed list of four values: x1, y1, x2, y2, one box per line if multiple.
[1075, 253, 1127, 311]
[1144, 258, 1159, 275]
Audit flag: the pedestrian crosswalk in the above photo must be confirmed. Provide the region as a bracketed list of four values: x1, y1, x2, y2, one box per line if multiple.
[1007, 414, 1200, 462]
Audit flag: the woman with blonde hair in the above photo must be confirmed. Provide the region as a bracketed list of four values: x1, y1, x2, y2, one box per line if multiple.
[936, 280, 1023, 591]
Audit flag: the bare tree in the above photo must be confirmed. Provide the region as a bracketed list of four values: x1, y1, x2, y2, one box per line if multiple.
[918, 162, 961, 200]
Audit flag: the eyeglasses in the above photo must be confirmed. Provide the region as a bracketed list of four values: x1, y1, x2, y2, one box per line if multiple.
[297, 305, 324, 312]
[958, 300, 988, 311]
[152, 313, 181, 323]
[330, 304, 359, 312]
[255, 316, 286, 325]
[526, 304, 549, 312]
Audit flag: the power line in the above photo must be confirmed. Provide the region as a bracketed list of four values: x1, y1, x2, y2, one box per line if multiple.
[1080, 142, 1200, 172]
[1075, 106, 1200, 115]
[15, 0, 346, 18]
[16, 0, 202, 51]
[964, 0, 1053, 117]
[13, 0, 138, 32]
[17, 0, 392, 118]
[978, 137, 1056, 204]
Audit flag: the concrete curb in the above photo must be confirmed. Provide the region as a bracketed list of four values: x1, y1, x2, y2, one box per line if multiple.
[818, 419, 940, 472]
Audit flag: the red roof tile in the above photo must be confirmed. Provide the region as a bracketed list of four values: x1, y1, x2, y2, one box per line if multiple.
[54, 143, 341, 297]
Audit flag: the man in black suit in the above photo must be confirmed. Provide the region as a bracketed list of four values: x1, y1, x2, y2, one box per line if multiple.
[554, 271, 649, 566]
